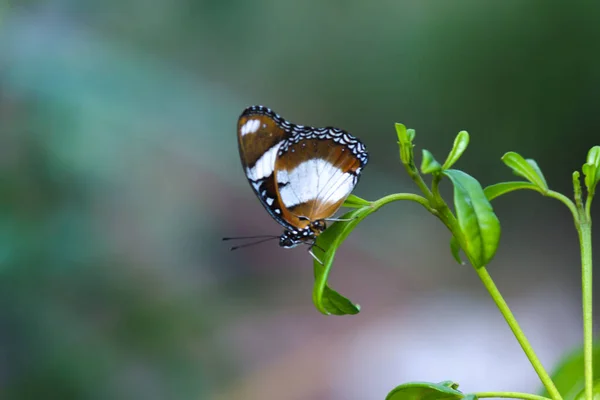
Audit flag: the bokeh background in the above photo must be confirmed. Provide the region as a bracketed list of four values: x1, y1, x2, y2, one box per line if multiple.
[1, 1, 599, 399]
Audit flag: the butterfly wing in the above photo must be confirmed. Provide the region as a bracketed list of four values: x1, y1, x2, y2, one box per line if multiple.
[274, 128, 368, 230]
[237, 106, 295, 229]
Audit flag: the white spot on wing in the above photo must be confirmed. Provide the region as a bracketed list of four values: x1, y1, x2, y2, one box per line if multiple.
[277, 159, 356, 209]
[266, 197, 274, 206]
[240, 119, 261, 136]
[246, 142, 283, 181]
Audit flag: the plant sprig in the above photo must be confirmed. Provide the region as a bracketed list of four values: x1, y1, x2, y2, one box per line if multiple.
[310, 122, 598, 400]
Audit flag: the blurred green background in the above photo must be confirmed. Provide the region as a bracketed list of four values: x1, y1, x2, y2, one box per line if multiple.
[1, 1, 599, 399]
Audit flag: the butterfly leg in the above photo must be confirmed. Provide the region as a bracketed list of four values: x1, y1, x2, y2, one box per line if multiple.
[308, 247, 324, 265]
[306, 238, 325, 265]
[324, 217, 355, 222]
[310, 242, 326, 253]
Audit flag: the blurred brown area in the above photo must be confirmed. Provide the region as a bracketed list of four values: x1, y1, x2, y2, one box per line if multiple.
[0, 1, 598, 399]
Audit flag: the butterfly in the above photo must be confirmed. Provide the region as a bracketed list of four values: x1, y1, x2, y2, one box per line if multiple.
[224, 105, 368, 261]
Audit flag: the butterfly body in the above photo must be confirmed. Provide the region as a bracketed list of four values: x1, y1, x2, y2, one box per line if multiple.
[235, 105, 368, 254]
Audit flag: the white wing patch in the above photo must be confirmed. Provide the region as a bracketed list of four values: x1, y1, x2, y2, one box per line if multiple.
[246, 142, 283, 181]
[240, 119, 261, 136]
[277, 159, 356, 208]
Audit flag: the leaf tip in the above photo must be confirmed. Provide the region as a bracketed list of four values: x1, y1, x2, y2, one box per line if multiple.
[395, 122, 407, 138]
[421, 149, 442, 174]
[442, 131, 471, 170]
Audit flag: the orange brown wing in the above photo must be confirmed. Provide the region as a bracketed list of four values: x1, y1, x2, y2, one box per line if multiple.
[274, 130, 368, 230]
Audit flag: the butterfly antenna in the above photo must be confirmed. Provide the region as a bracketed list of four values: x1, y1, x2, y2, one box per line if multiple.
[222, 235, 279, 241]
[228, 236, 279, 251]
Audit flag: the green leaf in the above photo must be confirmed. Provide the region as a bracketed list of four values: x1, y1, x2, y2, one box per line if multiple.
[396, 123, 410, 145]
[421, 149, 442, 174]
[484, 181, 541, 201]
[386, 381, 465, 400]
[501, 152, 549, 192]
[539, 342, 600, 399]
[312, 206, 375, 315]
[443, 169, 501, 268]
[450, 236, 464, 265]
[320, 286, 360, 315]
[343, 194, 371, 208]
[396, 123, 414, 165]
[586, 146, 600, 167]
[526, 159, 548, 188]
[442, 131, 470, 170]
[583, 146, 600, 195]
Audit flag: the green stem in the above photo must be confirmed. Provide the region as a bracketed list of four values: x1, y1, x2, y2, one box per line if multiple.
[546, 190, 579, 222]
[371, 193, 433, 213]
[398, 143, 564, 399]
[476, 267, 563, 400]
[431, 174, 442, 202]
[402, 161, 434, 201]
[579, 221, 593, 400]
[474, 392, 552, 400]
[585, 193, 594, 221]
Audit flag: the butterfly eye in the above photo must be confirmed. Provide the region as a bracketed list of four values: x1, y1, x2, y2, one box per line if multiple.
[311, 220, 326, 232]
